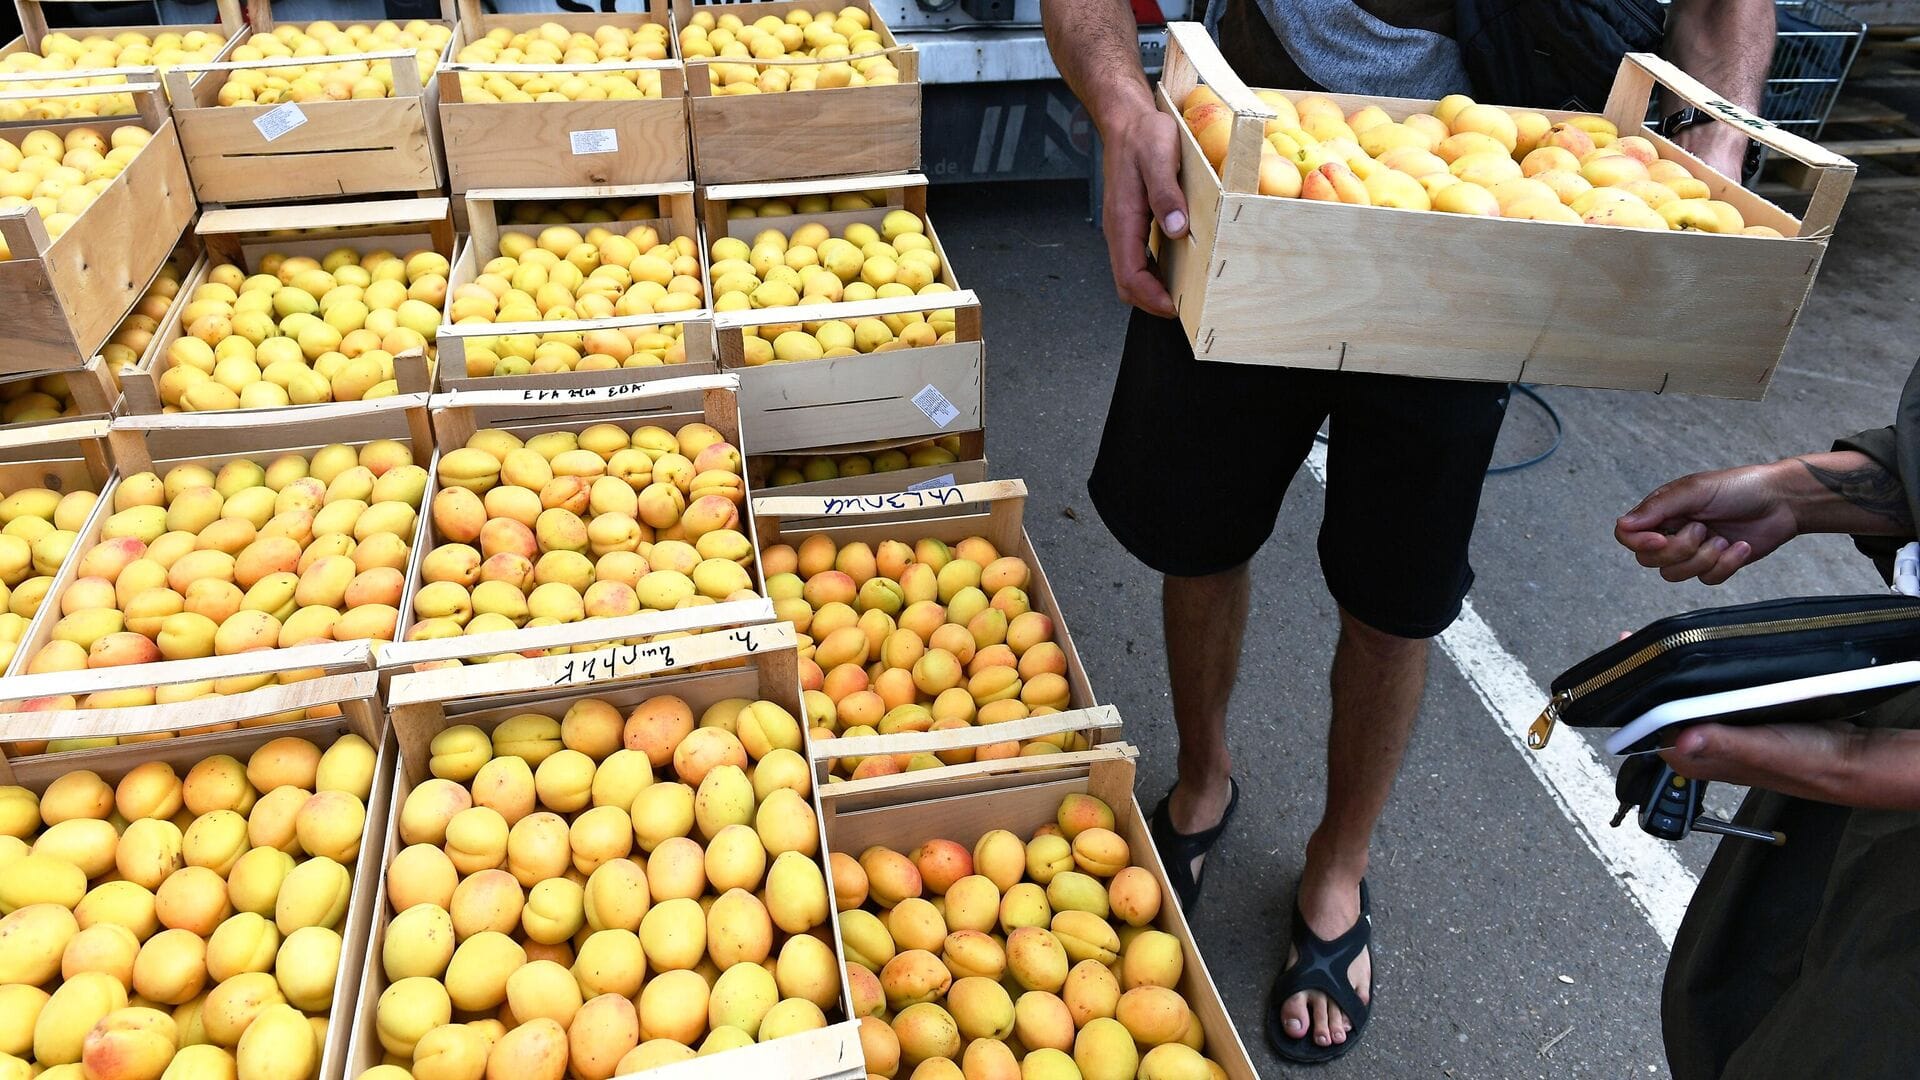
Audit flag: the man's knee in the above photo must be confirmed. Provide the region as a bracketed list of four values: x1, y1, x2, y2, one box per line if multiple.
[1337, 607, 1429, 658]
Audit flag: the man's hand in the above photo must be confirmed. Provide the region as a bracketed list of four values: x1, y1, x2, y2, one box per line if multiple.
[1663, 0, 1773, 181]
[1673, 123, 1749, 183]
[1615, 461, 1801, 585]
[1040, 0, 1189, 318]
[1101, 105, 1189, 317]
[1661, 721, 1920, 810]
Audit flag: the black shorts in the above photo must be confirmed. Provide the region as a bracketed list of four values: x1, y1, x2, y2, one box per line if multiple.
[1088, 310, 1511, 640]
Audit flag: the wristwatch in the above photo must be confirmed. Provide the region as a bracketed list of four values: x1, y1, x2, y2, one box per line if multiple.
[1659, 106, 1709, 137]
[1661, 107, 1764, 181]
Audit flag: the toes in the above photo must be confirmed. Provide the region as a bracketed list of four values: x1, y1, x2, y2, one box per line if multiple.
[1279, 947, 1310, 1040]
[1280, 991, 1311, 1040]
[1310, 993, 1331, 1047]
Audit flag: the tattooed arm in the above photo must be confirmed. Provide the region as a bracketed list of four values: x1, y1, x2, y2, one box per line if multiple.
[1614, 451, 1914, 586]
[1792, 453, 1916, 534]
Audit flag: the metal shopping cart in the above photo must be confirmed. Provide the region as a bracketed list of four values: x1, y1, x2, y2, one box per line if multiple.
[1766, 2, 1867, 146]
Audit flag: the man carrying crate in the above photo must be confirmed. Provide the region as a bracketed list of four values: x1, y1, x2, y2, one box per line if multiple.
[1043, 0, 1773, 1063]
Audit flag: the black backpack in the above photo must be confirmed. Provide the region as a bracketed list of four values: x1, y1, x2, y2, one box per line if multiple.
[1455, 0, 1667, 112]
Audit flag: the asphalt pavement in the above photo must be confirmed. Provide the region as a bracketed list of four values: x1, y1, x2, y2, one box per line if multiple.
[924, 178, 1916, 1079]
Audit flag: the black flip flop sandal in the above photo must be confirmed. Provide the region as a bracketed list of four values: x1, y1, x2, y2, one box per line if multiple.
[1147, 777, 1239, 913]
[1266, 879, 1374, 1065]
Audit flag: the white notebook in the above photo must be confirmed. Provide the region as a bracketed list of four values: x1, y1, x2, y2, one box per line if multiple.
[1606, 660, 1920, 756]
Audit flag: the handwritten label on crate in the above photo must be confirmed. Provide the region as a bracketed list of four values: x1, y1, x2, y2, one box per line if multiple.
[807, 487, 970, 516]
[254, 103, 308, 142]
[516, 381, 681, 404]
[548, 625, 779, 687]
[569, 129, 618, 155]
[911, 384, 960, 428]
[907, 473, 956, 493]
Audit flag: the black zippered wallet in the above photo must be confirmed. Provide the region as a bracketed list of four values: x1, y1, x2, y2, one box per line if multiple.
[1531, 595, 1920, 751]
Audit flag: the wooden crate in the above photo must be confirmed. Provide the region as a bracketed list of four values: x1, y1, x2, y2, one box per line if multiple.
[1158, 24, 1858, 399]
[703, 173, 981, 452]
[0, 670, 395, 1080]
[438, 0, 689, 194]
[0, 396, 432, 707]
[753, 476, 1097, 715]
[0, 76, 196, 373]
[749, 430, 986, 499]
[0, 0, 244, 109]
[120, 198, 452, 418]
[380, 373, 773, 672]
[675, 0, 918, 185]
[820, 745, 1260, 1079]
[430, 183, 716, 395]
[355, 621, 863, 1080]
[161, 0, 455, 206]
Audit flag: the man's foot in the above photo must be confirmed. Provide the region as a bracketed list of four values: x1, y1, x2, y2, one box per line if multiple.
[1147, 777, 1239, 912]
[1167, 776, 1234, 876]
[1274, 871, 1372, 1054]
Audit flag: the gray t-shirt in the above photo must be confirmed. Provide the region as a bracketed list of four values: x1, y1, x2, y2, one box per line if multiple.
[1203, 0, 1471, 98]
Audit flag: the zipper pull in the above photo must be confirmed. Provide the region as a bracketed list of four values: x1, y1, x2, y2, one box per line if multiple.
[1528, 693, 1565, 750]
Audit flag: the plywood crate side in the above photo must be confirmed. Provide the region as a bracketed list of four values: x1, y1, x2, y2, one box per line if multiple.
[0, 90, 195, 374]
[676, 0, 917, 185]
[820, 748, 1260, 1080]
[385, 621, 799, 757]
[435, 187, 717, 394]
[729, 340, 981, 453]
[109, 392, 436, 474]
[1157, 23, 1855, 399]
[440, 0, 689, 192]
[353, 632, 860, 1080]
[164, 17, 454, 206]
[0, 666, 378, 757]
[0, 407, 117, 462]
[0, 673, 392, 1080]
[123, 200, 453, 419]
[808, 703, 1124, 796]
[390, 375, 771, 669]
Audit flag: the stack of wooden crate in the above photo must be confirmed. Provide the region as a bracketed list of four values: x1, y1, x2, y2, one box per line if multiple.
[0, 4, 1303, 1080]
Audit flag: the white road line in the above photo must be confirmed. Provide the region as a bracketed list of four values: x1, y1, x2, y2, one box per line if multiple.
[1304, 443, 1696, 947]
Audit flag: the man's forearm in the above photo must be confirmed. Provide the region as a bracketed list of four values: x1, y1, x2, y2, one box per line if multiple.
[1665, 0, 1774, 113]
[1044, 0, 1156, 134]
[1769, 451, 1917, 537]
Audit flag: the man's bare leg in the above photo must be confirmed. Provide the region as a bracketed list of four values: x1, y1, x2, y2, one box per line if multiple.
[1279, 607, 1429, 1048]
[1162, 565, 1250, 859]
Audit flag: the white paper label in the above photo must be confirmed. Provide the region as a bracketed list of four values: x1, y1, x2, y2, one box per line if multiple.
[908, 473, 956, 493]
[569, 128, 618, 155]
[253, 102, 308, 142]
[911, 384, 960, 428]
